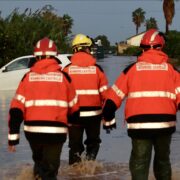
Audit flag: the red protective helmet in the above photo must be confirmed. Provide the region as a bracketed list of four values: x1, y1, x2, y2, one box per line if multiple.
[34, 37, 57, 56]
[140, 29, 165, 49]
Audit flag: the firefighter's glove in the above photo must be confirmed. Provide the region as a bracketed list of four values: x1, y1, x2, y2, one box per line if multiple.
[102, 99, 117, 134]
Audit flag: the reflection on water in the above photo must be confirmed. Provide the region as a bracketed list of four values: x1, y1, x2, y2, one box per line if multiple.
[0, 56, 180, 179]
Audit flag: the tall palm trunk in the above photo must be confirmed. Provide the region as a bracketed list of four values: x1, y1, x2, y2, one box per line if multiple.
[136, 26, 138, 35]
[163, 0, 175, 34]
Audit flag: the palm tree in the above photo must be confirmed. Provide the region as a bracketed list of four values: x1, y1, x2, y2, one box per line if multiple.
[145, 17, 158, 30]
[163, 0, 175, 34]
[132, 8, 146, 34]
[62, 14, 73, 36]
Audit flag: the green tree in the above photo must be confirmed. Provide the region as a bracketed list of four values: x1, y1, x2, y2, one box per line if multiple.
[62, 14, 73, 36]
[145, 17, 158, 30]
[163, 0, 175, 34]
[0, 5, 74, 67]
[94, 35, 110, 52]
[163, 30, 180, 60]
[132, 8, 146, 34]
[123, 46, 142, 57]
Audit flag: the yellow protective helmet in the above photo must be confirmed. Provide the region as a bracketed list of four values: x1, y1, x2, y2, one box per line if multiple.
[72, 34, 92, 52]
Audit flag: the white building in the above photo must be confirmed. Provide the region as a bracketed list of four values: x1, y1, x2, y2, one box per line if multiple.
[126, 31, 145, 46]
[117, 31, 146, 54]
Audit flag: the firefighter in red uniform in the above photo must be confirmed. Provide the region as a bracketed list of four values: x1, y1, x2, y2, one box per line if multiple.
[8, 37, 79, 180]
[63, 34, 108, 165]
[103, 29, 180, 180]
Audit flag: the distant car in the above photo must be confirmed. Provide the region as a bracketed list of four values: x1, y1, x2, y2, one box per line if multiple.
[0, 54, 72, 91]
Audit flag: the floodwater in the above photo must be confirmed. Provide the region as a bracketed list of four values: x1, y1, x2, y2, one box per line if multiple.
[0, 55, 180, 180]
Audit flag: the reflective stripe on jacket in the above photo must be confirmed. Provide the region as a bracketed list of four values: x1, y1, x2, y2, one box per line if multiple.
[64, 52, 108, 119]
[107, 49, 180, 137]
[8, 59, 79, 144]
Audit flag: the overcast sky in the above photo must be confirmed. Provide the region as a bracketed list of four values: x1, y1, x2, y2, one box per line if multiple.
[0, 0, 180, 45]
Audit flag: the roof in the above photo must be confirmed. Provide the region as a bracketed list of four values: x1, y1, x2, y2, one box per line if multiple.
[126, 31, 146, 40]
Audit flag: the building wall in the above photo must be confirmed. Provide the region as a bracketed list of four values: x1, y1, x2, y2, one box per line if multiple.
[117, 32, 145, 54]
[127, 33, 145, 46]
[117, 43, 129, 54]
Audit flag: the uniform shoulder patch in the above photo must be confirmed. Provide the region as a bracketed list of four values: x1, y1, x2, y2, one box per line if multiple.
[21, 73, 27, 82]
[95, 64, 104, 72]
[123, 62, 136, 74]
[62, 71, 71, 83]
[169, 63, 180, 73]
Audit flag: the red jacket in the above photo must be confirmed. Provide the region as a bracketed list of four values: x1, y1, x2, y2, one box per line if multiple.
[104, 49, 180, 138]
[8, 58, 79, 145]
[64, 52, 108, 121]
